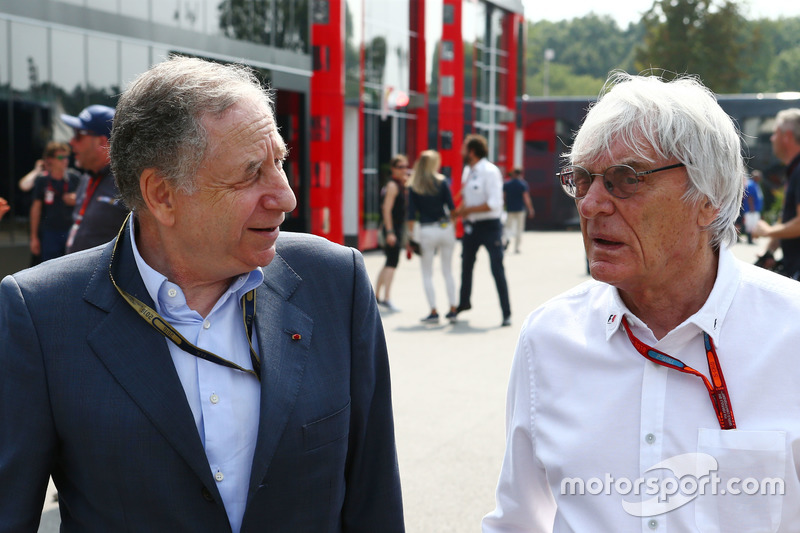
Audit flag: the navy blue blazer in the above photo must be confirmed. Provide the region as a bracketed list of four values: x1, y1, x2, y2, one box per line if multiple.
[0, 224, 404, 532]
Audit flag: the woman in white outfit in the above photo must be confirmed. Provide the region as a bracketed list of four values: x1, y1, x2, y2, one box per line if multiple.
[406, 150, 458, 324]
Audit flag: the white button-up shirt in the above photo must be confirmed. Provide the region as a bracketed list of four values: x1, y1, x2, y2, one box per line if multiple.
[130, 223, 262, 533]
[461, 158, 504, 222]
[483, 247, 800, 532]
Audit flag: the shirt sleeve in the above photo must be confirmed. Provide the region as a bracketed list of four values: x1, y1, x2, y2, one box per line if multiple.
[0, 276, 57, 530]
[482, 323, 556, 532]
[486, 165, 505, 213]
[407, 189, 417, 221]
[341, 248, 405, 530]
[792, 172, 800, 209]
[443, 181, 455, 211]
[31, 175, 47, 201]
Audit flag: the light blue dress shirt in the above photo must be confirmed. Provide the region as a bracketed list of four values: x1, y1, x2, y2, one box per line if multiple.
[129, 222, 262, 533]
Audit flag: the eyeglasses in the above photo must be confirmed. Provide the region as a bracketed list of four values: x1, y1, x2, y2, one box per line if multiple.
[558, 162, 686, 199]
[394, 165, 408, 169]
[48, 154, 69, 160]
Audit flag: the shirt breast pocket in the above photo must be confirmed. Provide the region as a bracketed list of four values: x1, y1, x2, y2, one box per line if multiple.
[695, 428, 786, 533]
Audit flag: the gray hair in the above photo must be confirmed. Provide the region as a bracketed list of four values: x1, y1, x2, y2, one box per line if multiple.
[567, 71, 745, 250]
[775, 108, 800, 143]
[110, 55, 272, 211]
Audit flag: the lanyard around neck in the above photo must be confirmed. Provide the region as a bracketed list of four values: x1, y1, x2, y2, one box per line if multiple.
[108, 215, 261, 380]
[621, 316, 735, 430]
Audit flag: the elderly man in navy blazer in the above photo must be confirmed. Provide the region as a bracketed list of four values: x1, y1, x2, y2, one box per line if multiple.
[0, 56, 404, 532]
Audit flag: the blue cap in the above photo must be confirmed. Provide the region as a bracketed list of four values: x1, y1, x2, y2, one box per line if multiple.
[61, 105, 115, 138]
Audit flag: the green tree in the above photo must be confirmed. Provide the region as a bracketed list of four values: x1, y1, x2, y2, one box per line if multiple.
[768, 47, 800, 91]
[524, 15, 641, 97]
[527, 62, 603, 98]
[739, 20, 774, 93]
[635, 0, 753, 93]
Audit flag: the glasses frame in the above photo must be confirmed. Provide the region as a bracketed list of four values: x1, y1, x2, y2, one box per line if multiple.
[558, 162, 686, 199]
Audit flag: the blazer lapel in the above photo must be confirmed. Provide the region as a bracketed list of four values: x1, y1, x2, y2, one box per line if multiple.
[248, 252, 313, 492]
[83, 222, 219, 494]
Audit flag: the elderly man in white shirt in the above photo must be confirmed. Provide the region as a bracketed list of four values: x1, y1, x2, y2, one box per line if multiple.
[483, 72, 800, 532]
[453, 133, 512, 327]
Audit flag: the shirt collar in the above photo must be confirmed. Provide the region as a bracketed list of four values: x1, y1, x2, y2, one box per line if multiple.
[88, 165, 111, 180]
[128, 217, 264, 317]
[604, 246, 740, 342]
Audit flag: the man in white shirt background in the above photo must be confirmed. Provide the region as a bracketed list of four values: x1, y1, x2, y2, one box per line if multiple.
[483, 72, 800, 531]
[453, 133, 512, 327]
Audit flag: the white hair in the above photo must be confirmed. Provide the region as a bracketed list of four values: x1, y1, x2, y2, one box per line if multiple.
[567, 71, 745, 250]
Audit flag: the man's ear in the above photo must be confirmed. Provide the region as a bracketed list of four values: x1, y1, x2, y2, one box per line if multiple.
[140, 168, 176, 227]
[698, 198, 719, 228]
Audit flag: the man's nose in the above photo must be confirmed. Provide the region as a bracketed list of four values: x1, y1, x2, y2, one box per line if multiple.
[260, 168, 297, 213]
[577, 175, 615, 219]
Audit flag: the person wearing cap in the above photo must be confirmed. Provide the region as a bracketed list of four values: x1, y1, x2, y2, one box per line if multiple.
[62, 104, 129, 253]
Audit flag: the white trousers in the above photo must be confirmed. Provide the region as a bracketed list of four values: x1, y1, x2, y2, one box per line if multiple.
[418, 223, 457, 310]
[504, 210, 526, 252]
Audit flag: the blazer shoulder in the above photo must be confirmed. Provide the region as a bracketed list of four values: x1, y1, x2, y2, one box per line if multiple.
[275, 232, 360, 269]
[9, 246, 105, 292]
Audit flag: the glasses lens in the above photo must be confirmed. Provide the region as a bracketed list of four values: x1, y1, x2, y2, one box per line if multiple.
[54, 155, 69, 160]
[560, 166, 592, 198]
[605, 165, 639, 198]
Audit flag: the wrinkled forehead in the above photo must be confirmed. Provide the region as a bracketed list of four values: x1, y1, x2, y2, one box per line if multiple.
[207, 98, 285, 150]
[572, 122, 664, 168]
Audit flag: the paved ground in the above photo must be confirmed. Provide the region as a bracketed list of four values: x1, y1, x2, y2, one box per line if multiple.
[32, 230, 767, 532]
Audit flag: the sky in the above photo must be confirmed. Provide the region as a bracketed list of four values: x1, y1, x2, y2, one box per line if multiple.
[521, 0, 800, 26]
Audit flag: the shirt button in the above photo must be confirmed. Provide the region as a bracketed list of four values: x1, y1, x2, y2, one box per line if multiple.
[645, 433, 656, 444]
[648, 518, 658, 529]
[210, 393, 219, 404]
[203, 320, 211, 329]
[215, 471, 224, 482]
[168, 288, 177, 297]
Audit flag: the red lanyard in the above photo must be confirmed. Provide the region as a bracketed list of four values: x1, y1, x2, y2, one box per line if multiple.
[76, 176, 101, 220]
[46, 177, 69, 194]
[621, 316, 736, 430]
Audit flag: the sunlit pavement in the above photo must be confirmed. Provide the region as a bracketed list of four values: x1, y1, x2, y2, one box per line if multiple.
[36, 231, 769, 532]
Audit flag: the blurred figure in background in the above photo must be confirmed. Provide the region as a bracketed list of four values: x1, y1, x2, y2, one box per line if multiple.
[28, 142, 82, 261]
[375, 154, 408, 312]
[502, 167, 535, 254]
[406, 150, 458, 324]
[453, 134, 511, 327]
[61, 104, 129, 254]
[752, 108, 800, 278]
[741, 169, 763, 244]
